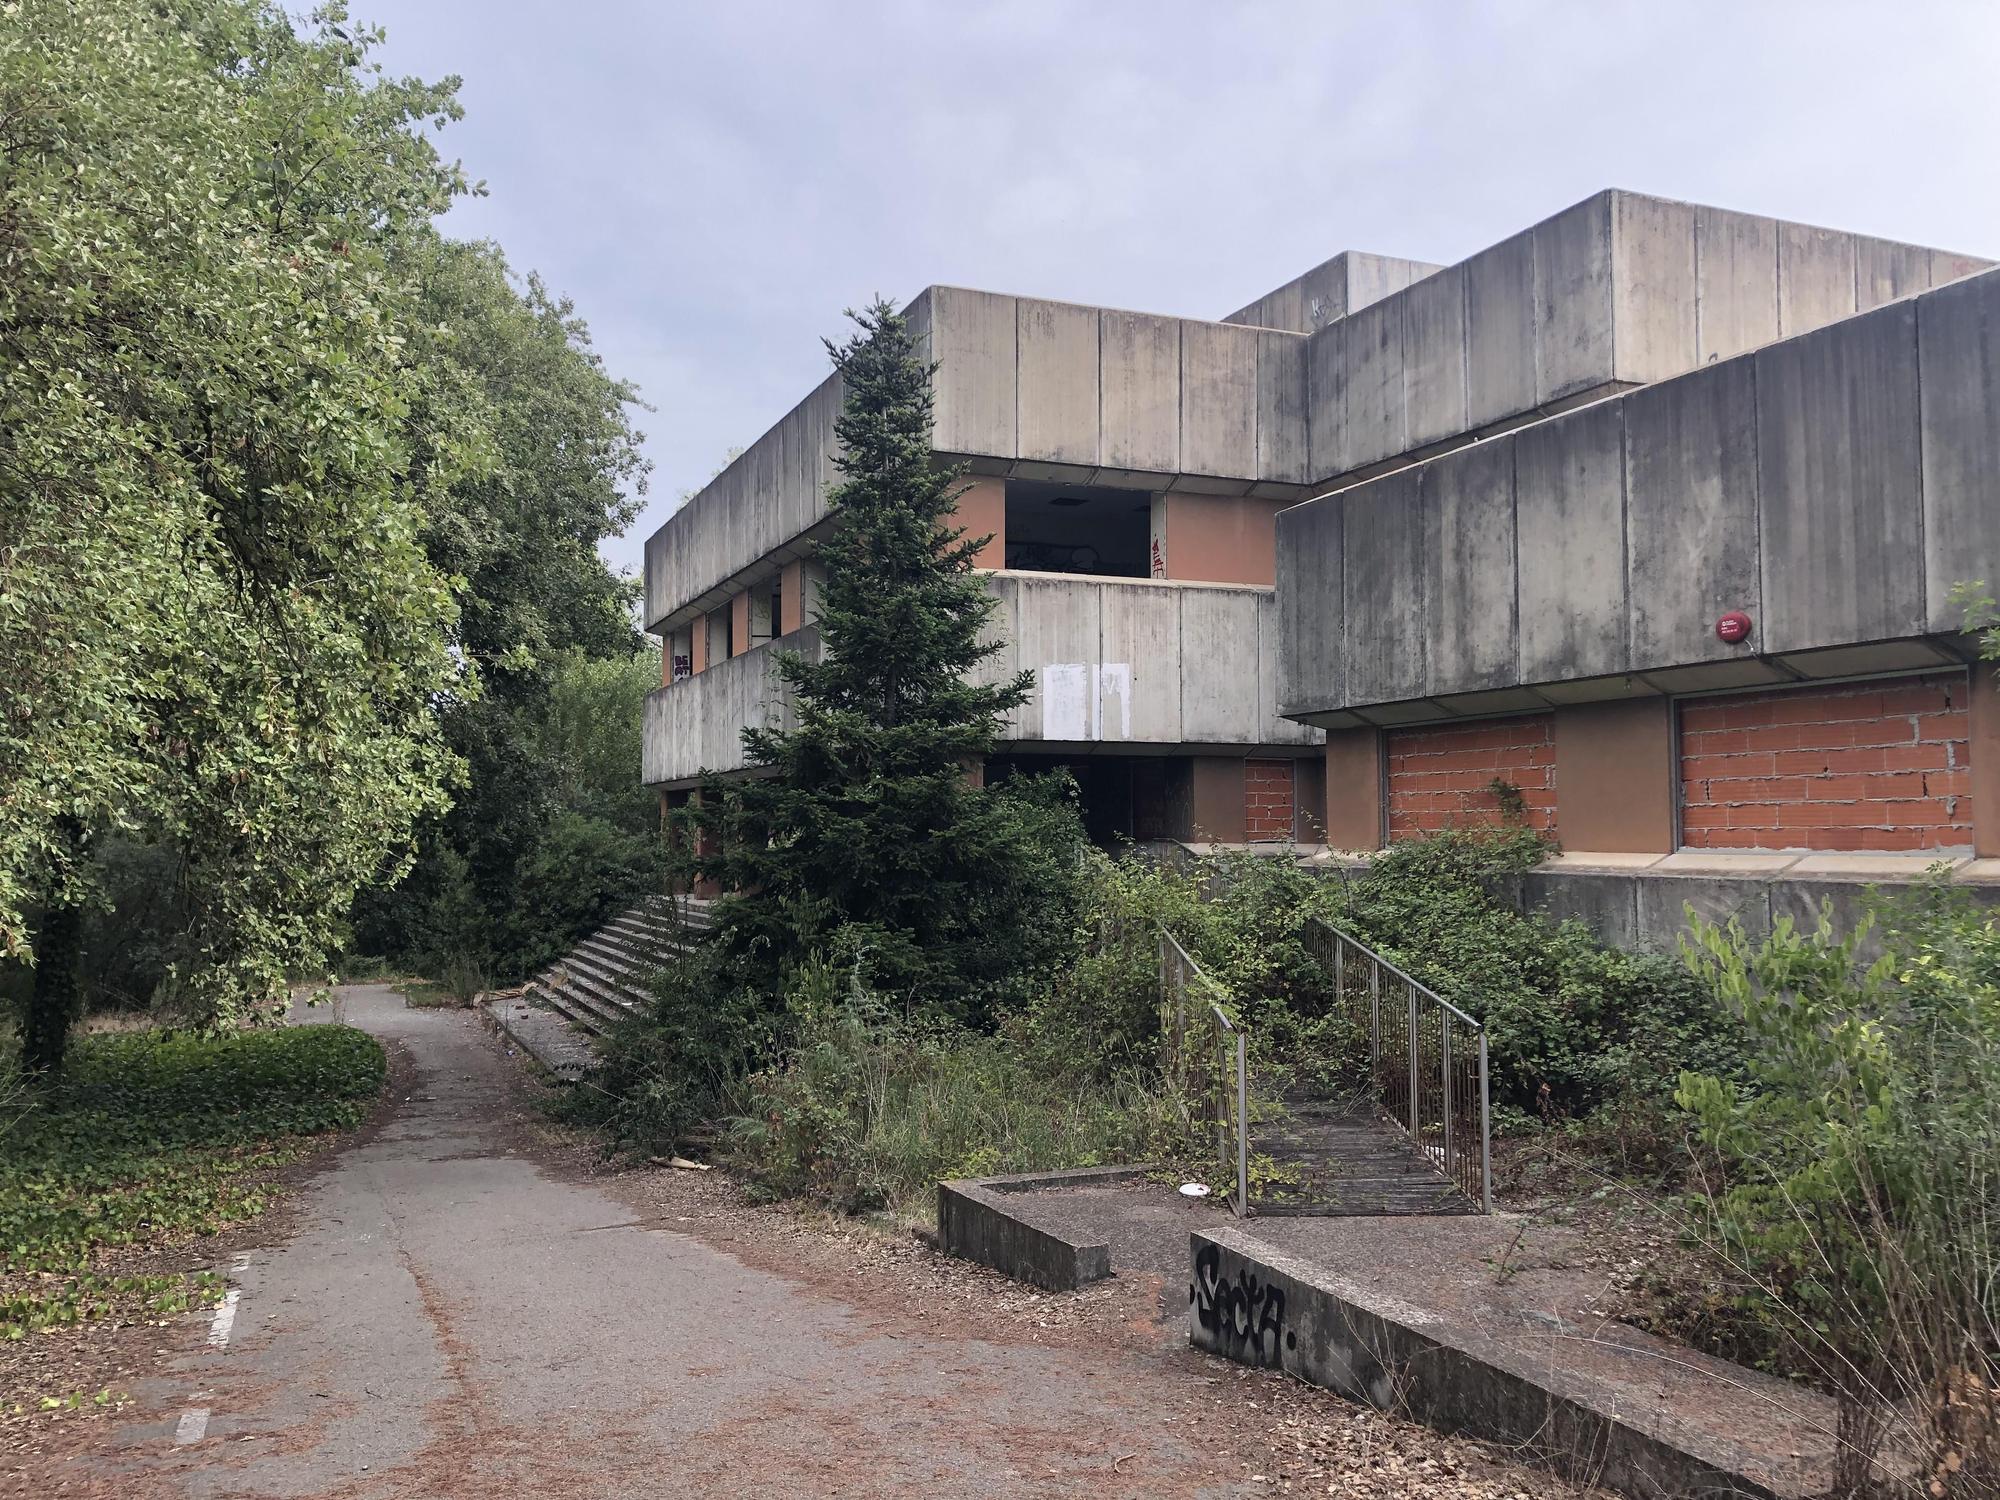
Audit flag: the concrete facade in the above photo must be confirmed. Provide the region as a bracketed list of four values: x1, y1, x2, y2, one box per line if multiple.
[642, 186, 1996, 919]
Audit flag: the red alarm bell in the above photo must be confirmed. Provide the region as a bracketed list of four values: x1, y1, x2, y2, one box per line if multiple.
[1715, 611, 1753, 645]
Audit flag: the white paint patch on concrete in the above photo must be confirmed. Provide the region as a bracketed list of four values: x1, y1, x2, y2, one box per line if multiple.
[207, 1288, 241, 1349]
[1041, 662, 1091, 739]
[1097, 663, 1132, 739]
[174, 1407, 210, 1445]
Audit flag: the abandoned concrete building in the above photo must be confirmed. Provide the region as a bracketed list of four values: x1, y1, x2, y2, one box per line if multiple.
[642, 188, 2000, 942]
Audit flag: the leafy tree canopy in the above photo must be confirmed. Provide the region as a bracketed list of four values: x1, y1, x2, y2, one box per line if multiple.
[1, 1, 653, 1060]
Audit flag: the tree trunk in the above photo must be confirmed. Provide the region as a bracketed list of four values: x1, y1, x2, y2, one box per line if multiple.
[22, 819, 86, 1076]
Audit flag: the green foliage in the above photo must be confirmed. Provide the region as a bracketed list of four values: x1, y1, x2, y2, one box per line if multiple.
[727, 960, 1195, 1218]
[1676, 886, 2000, 1490]
[554, 942, 770, 1157]
[1, 1, 479, 1052]
[1326, 830, 1738, 1114]
[0, 1025, 385, 1338]
[686, 301, 1077, 1027]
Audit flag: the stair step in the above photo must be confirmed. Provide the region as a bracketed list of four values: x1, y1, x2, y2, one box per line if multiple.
[538, 964, 644, 1025]
[550, 951, 652, 1012]
[527, 980, 613, 1037]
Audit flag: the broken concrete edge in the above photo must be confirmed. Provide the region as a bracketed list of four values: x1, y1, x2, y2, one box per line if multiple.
[1189, 1225, 1824, 1500]
[478, 994, 592, 1084]
[936, 1164, 1156, 1293]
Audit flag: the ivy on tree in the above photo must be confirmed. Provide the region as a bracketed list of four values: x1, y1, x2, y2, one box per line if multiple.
[686, 300, 1077, 1022]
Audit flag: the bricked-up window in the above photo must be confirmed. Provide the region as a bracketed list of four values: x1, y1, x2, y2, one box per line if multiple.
[1678, 673, 1975, 852]
[1245, 759, 1295, 840]
[1385, 716, 1556, 840]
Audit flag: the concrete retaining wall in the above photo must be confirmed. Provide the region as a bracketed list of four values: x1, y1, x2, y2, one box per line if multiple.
[1190, 1226, 1823, 1499]
[937, 1166, 1151, 1293]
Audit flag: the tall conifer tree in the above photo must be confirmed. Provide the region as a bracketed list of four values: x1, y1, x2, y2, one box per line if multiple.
[688, 299, 1070, 1019]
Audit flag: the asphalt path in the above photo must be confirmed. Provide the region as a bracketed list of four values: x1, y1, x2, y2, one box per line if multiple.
[85, 986, 1263, 1499]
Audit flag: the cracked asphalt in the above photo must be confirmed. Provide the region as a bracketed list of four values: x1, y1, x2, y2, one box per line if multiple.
[54, 985, 1278, 1499]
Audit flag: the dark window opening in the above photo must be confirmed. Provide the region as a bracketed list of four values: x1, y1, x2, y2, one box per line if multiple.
[1003, 480, 1151, 578]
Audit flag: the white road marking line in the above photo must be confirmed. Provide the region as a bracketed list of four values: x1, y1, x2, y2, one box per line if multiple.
[207, 1288, 241, 1349]
[174, 1408, 210, 1445]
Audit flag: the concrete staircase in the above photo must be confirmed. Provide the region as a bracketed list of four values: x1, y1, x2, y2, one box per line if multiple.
[525, 894, 713, 1037]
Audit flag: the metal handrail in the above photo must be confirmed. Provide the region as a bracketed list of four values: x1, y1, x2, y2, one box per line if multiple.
[1303, 915, 1493, 1212]
[1158, 925, 1249, 1216]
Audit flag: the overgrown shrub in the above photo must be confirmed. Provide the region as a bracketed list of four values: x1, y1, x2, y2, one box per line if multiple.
[1324, 830, 1739, 1117]
[1677, 886, 1999, 1496]
[728, 952, 1195, 1217]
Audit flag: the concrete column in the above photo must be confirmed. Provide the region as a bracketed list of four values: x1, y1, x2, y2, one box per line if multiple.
[1554, 698, 1676, 853]
[955, 475, 1006, 568]
[1973, 665, 2000, 858]
[1294, 755, 1328, 842]
[1188, 756, 1247, 843]
[780, 560, 804, 637]
[801, 559, 828, 627]
[1322, 728, 1384, 851]
[691, 789, 721, 900]
[667, 627, 693, 684]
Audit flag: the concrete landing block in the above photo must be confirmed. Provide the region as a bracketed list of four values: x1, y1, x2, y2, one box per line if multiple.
[937, 1165, 1152, 1292]
[480, 995, 593, 1083]
[1190, 1224, 1832, 1500]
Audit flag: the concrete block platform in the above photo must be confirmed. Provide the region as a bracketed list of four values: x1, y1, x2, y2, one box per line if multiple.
[935, 1165, 1186, 1292]
[480, 992, 596, 1083]
[1193, 1218, 1836, 1499]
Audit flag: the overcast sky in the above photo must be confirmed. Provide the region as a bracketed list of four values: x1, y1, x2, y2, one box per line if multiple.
[361, 1, 2000, 579]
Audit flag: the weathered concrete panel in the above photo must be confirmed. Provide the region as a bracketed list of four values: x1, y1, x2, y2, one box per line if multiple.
[1015, 298, 1099, 466]
[1098, 583, 1182, 743]
[1345, 252, 1436, 314]
[1933, 248, 1995, 287]
[1098, 310, 1180, 475]
[1855, 236, 1933, 311]
[1342, 470, 1426, 707]
[1255, 591, 1315, 745]
[929, 287, 1016, 456]
[1635, 875, 1772, 944]
[1402, 262, 1468, 452]
[1010, 574, 1101, 741]
[1533, 192, 1615, 403]
[1623, 358, 1762, 671]
[1179, 588, 1264, 742]
[1464, 231, 1538, 431]
[1422, 439, 1517, 696]
[1517, 870, 1642, 950]
[1611, 192, 1698, 385]
[1304, 316, 1349, 480]
[1180, 321, 1260, 478]
[1777, 223, 1857, 337]
[1296, 254, 1350, 333]
[1514, 401, 1628, 682]
[1341, 296, 1407, 472]
[1756, 301, 1924, 652]
[1255, 330, 1309, 484]
[1276, 497, 1342, 716]
[1918, 268, 2000, 631]
[1694, 207, 1780, 366]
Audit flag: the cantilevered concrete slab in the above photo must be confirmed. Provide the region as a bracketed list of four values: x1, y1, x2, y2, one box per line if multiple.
[1276, 263, 2000, 727]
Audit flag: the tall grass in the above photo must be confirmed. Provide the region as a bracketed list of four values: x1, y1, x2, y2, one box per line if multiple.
[726, 1007, 1197, 1219]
